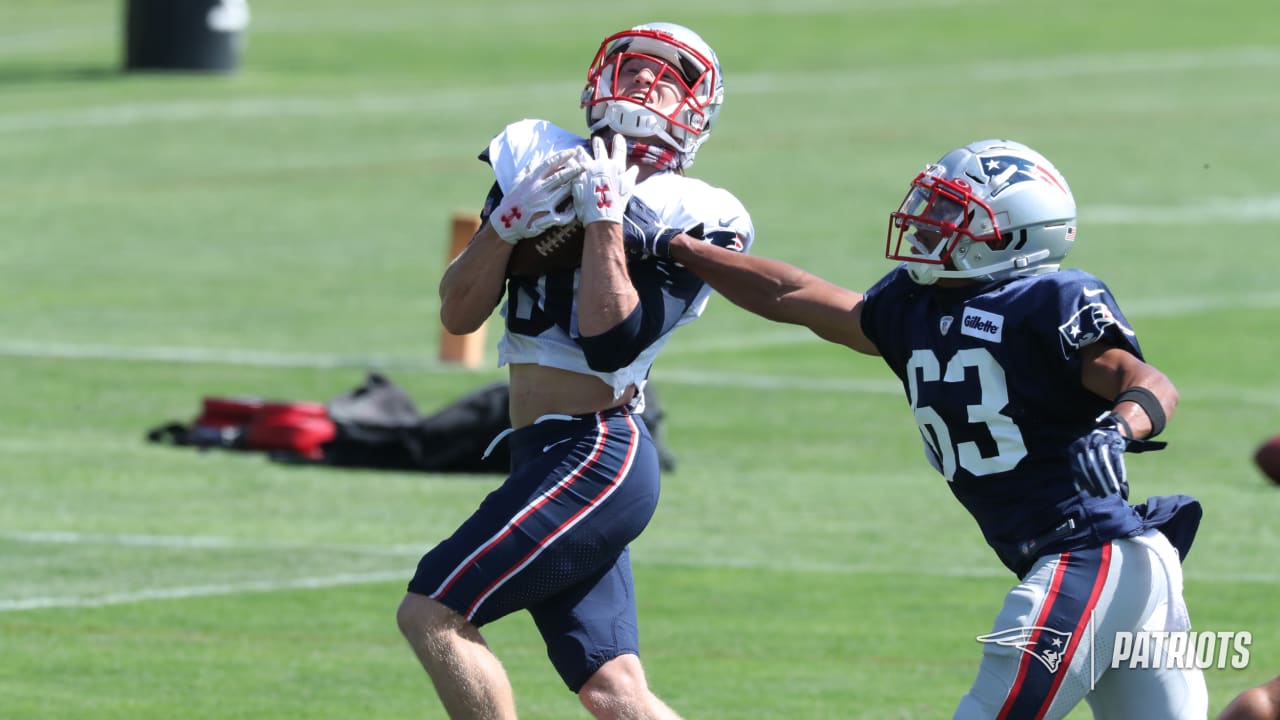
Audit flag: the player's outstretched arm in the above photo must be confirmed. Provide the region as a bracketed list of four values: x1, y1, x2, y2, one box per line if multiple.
[669, 235, 878, 355]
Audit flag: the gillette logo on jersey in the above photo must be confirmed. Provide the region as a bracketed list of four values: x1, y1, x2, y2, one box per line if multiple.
[961, 307, 1004, 342]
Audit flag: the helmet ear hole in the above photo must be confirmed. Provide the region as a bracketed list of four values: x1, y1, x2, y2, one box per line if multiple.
[989, 234, 1008, 251]
[1009, 229, 1029, 251]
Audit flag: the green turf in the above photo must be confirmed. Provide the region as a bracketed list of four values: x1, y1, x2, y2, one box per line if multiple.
[2, 1, 1278, 717]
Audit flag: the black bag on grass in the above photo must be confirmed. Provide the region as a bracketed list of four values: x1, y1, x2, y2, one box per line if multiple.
[320, 373, 676, 474]
[149, 372, 676, 474]
[321, 374, 510, 473]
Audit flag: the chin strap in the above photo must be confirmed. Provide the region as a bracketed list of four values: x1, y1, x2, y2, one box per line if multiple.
[932, 249, 1054, 281]
[625, 139, 681, 172]
[590, 103, 686, 171]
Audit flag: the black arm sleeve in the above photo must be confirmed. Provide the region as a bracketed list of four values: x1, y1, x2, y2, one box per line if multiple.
[576, 261, 705, 372]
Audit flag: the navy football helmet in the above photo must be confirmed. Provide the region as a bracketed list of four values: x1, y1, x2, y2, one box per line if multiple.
[886, 139, 1077, 285]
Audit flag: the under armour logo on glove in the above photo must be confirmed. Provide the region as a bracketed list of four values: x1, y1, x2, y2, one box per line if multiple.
[490, 148, 583, 244]
[499, 207, 523, 229]
[572, 134, 637, 226]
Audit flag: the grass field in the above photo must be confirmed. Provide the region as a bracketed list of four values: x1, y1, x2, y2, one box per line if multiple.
[3, 1, 1279, 718]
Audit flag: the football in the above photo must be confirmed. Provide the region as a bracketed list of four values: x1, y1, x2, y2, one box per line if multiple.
[1253, 434, 1280, 485]
[506, 218, 585, 277]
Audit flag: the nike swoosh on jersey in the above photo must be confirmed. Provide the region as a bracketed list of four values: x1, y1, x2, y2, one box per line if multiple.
[543, 438, 573, 453]
[1082, 287, 1107, 297]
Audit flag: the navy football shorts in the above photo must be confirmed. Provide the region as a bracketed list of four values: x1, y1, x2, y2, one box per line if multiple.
[407, 406, 662, 691]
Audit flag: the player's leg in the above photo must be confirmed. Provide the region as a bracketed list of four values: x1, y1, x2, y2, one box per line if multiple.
[580, 654, 683, 720]
[1086, 531, 1208, 720]
[397, 412, 636, 718]
[405, 408, 665, 719]
[531, 550, 682, 720]
[397, 491, 536, 720]
[955, 545, 1114, 720]
[1087, 661, 1207, 720]
[523, 413, 678, 720]
[954, 643, 1024, 719]
[396, 593, 516, 720]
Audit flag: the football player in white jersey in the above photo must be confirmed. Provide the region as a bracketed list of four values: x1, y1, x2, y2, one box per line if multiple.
[627, 139, 1208, 719]
[396, 22, 752, 720]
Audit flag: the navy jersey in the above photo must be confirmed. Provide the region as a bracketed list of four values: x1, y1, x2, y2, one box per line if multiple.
[861, 267, 1150, 576]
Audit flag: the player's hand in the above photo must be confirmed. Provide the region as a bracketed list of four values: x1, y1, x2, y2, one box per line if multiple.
[1069, 413, 1169, 500]
[621, 195, 688, 258]
[1069, 419, 1130, 499]
[572, 134, 638, 226]
[491, 148, 583, 244]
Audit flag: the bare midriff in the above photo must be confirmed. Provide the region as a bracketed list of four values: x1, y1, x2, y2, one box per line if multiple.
[507, 363, 634, 429]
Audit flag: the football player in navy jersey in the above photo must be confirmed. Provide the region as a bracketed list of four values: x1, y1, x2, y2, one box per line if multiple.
[395, 22, 752, 720]
[629, 139, 1207, 718]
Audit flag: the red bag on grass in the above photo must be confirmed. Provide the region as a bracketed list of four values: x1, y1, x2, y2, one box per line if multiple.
[148, 396, 335, 461]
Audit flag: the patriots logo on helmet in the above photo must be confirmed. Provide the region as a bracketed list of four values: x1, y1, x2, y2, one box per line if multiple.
[976, 626, 1074, 673]
[981, 155, 1070, 197]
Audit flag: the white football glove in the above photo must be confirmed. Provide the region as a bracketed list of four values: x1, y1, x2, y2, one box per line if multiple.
[572, 134, 639, 226]
[490, 148, 583, 244]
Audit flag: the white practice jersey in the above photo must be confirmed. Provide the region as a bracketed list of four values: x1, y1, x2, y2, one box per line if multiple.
[482, 119, 754, 404]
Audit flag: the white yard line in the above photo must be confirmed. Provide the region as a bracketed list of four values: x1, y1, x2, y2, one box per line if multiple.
[0, 339, 1271, 406]
[1, 47, 1276, 134]
[1, 529, 422, 556]
[1090, 196, 1280, 225]
[0, 339, 460, 371]
[0, 0, 984, 56]
[0, 570, 410, 612]
[1, 286, 1278, 378]
[1, 529, 1273, 612]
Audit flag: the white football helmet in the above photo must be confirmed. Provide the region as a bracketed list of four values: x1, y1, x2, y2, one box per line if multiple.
[581, 22, 723, 169]
[886, 139, 1077, 285]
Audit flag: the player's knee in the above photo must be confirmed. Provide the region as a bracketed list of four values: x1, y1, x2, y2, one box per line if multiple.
[578, 655, 648, 719]
[954, 691, 1003, 720]
[395, 592, 458, 645]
